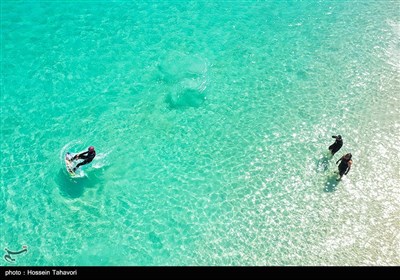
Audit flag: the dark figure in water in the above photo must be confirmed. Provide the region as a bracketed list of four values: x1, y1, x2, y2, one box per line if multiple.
[329, 135, 343, 156]
[336, 153, 352, 181]
[72, 146, 96, 172]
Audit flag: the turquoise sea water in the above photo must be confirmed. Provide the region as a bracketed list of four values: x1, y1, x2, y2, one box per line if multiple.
[1, 1, 399, 266]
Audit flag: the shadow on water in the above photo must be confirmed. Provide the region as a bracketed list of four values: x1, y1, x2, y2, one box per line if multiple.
[316, 151, 340, 192]
[316, 153, 333, 173]
[324, 173, 340, 192]
[55, 168, 102, 199]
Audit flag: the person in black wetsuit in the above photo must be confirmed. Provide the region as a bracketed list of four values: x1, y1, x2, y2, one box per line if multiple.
[329, 135, 343, 156]
[72, 146, 96, 172]
[336, 153, 352, 181]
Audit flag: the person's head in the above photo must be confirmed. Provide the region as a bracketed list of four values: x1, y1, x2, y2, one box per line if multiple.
[88, 146, 95, 152]
[337, 135, 342, 140]
[345, 153, 352, 160]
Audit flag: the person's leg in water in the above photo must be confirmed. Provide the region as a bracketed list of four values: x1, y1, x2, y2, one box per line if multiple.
[329, 145, 340, 156]
[337, 167, 346, 181]
[73, 159, 91, 172]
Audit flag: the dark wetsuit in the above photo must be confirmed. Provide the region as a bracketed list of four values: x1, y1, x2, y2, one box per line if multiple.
[329, 137, 343, 155]
[74, 150, 96, 170]
[338, 158, 350, 176]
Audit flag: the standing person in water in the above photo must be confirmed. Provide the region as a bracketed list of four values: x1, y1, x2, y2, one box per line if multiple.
[72, 146, 96, 172]
[329, 135, 343, 156]
[336, 153, 352, 181]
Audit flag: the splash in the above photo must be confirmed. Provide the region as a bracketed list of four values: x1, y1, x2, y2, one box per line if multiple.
[91, 150, 112, 169]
